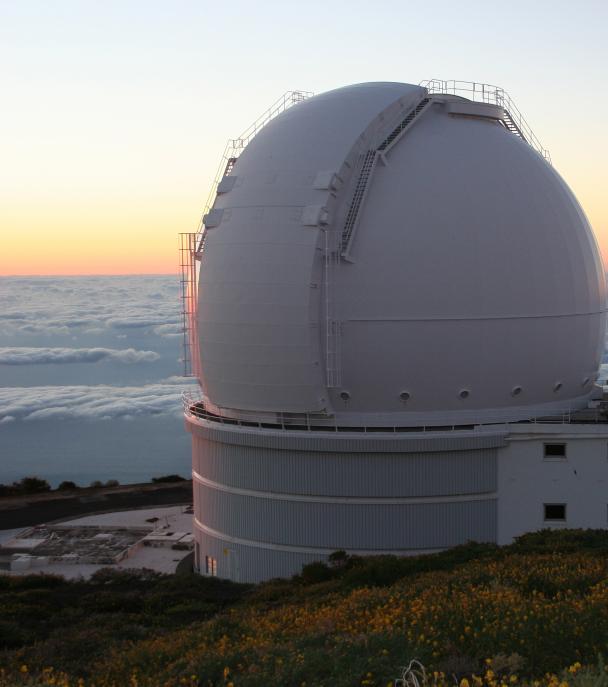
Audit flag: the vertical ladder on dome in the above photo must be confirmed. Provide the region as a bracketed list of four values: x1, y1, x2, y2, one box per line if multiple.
[324, 228, 341, 388]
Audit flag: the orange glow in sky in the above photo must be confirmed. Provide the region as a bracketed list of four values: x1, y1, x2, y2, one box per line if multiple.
[1, 1, 607, 275]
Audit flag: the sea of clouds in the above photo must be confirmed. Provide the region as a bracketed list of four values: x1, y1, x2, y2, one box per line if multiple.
[0, 276, 196, 486]
[1, 275, 608, 487]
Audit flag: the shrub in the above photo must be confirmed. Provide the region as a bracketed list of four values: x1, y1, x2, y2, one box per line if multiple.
[151, 474, 187, 483]
[57, 480, 79, 491]
[300, 561, 333, 584]
[16, 476, 51, 494]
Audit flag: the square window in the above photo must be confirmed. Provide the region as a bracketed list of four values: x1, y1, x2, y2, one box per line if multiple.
[544, 443, 566, 459]
[544, 503, 566, 521]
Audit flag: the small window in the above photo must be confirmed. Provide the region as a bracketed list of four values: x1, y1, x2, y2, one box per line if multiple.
[544, 443, 566, 459]
[544, 503, 566, 521]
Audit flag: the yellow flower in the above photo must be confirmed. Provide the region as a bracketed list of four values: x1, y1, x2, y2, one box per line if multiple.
[20, 665, 28, 674]
[223, 667, 231, 679]
[460, 679, 470, 687]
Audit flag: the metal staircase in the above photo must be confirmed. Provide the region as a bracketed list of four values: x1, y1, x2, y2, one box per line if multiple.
[501, 109, 526, 140]
[420, 79, 551, 163]
[341, 96, 432, 257]
[341, 150, 377, 253]
[378, 97, 431, 152]
[223, 157, 237, 177]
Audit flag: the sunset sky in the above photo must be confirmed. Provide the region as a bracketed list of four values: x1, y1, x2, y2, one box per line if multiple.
[1, 0, 607, 275]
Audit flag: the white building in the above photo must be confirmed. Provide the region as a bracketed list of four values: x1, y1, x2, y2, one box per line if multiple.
[183, 81, 608, 583]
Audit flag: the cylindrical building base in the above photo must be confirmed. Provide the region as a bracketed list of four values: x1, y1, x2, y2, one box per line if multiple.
[187, 416, 505, 583]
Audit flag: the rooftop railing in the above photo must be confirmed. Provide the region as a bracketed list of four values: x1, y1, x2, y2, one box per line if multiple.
[420, 79, 551, 164]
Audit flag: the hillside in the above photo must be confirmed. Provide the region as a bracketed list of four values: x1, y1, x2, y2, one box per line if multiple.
[2, 530, 608, 687]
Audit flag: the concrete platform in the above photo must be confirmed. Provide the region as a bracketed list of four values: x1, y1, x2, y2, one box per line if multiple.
[0, 505, 194, 578]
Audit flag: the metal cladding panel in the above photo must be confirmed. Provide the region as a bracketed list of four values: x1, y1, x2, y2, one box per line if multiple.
[197, 83, 424, 413]
[193, 435, 497, 497]
[196, 529, 326, 583]
[196, 481, 496, 550]
[334, 102, 606, 420]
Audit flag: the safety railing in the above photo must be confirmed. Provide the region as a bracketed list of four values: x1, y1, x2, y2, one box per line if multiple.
[183, 392, 607, 434]
[194, 90, 313, 254]
[420, 79, 551, 164]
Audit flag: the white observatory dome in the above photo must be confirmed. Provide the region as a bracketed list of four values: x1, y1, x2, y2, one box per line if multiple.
[196, 81, 606, 427]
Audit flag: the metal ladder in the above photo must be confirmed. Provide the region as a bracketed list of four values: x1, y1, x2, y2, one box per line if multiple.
[341, 149, 377, 253]
[501, 109, 526, 141]
[378, 97, 430, 153]
[340, 96, 432, 257]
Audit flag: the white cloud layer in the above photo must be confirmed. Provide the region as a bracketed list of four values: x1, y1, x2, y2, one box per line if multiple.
[0, 347, 160, 365]
[0, 379, 198, 422]
[0, 276, 182, 336]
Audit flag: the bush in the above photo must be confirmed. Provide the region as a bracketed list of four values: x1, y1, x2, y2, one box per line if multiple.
[57, 480, 79, 491]
[151, 474, 187, 483]
[89, 480, 104, 488]
[300, 561, 334, 584]
[16, 476, 51, 494]
[513, 528, 608, 553]
[104, 479, 119, 487]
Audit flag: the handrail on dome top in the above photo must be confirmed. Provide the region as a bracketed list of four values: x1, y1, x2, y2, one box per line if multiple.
[194, 90, 313, 255]
[420, 79, 551, 165]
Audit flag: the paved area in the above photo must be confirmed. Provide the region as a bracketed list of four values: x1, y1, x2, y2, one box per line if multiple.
[0, 481, 192, 529]
[0, 505, 194, 578]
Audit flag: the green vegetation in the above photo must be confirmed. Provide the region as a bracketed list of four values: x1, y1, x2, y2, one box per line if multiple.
[0, 474, 190, 498]
[2, 530, 608, 686]
[0, 476, 51, 497]
[151, 474, 188, 483]
[57, 481, 79, 491]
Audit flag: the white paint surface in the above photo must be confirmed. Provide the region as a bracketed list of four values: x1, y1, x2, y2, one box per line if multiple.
[498, 424, 608, 543]
[196, 82, 606, 426]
